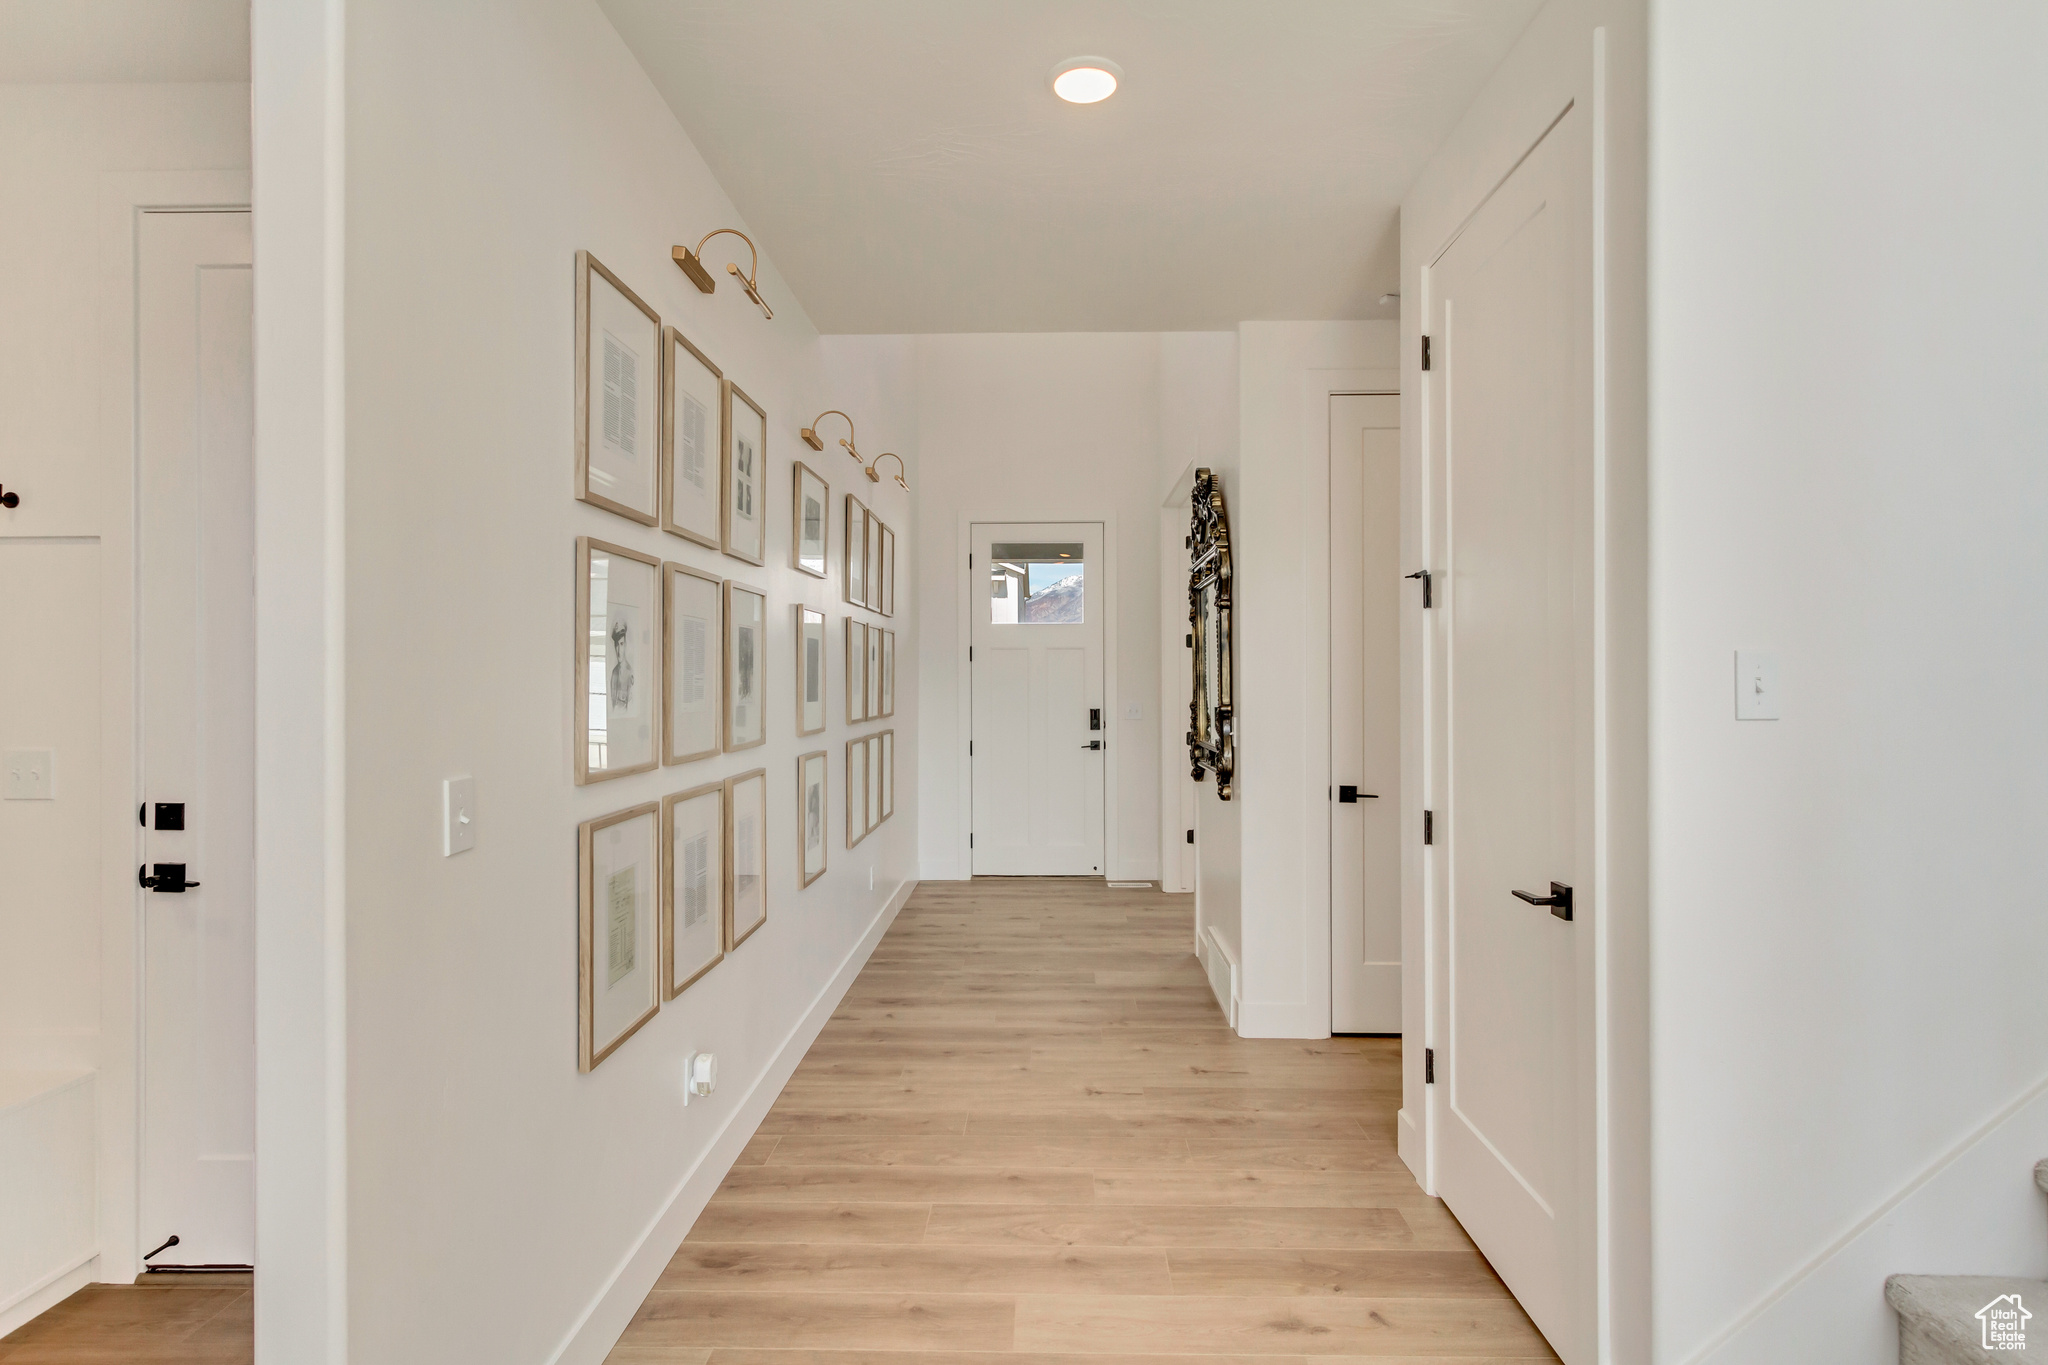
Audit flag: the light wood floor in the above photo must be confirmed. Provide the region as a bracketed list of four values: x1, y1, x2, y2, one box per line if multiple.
[0, 1275, 251, 1363]
[607, 877, 1556, 1363]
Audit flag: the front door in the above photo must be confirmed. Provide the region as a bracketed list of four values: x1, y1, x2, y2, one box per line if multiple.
[1331, 393, 1401, 1033]
[1427, 107, 1592, 1358]
[138, 209, 257, 1269]
[970, 522, 1105, 875]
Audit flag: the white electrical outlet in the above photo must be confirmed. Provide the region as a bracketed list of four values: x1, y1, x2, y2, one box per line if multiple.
[1735, 651, 1779, 720]
[1124, 701, 1142, 721]
[443, 776, 477, 855]
[4, 749, 54, 800]
[683, 1052, 717, 1104]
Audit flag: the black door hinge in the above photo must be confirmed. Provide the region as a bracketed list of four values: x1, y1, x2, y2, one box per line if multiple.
[1421, 335, 1432, 371]
[1185, 829, 1194, 844]
[1405, 569, 1432, 608]
[969, 833, 974, 848]
[969, 646, 974, 661]
[1425, 1047, 1435, 1083]
[969, 740, 974, 756]
[1423, 810, 1434, 845]
[1186, 633, 1193, 648]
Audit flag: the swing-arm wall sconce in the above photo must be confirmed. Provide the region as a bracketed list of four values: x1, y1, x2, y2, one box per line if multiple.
[673, 228, 773, 320]
[868, 453, 908, 490]
[801, 410, 862, 465]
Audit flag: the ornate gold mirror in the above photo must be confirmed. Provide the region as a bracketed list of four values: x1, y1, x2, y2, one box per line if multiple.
[1187, 467, 1234, 799]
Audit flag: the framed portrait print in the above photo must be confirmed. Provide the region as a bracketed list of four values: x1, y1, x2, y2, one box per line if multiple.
[845, 735, 868, 848]
[661, 328, 723, 548]
[575, 252, 660, 526]
[865, 620, 882, 719]
[797, 750, 827, 888]
[725, 768, 768, 948]
[663, 562, 723, 765]
[661, 781, 724, 997]
[724, 383, 767, 565]
[881, 525, 896, 616]
[792, 461, 829, 578]
[578, 801, 661, 1071]
[725, 581, 767, 752]
[577, 537, 662, 784]
[796, 605, 827, 736]
[845, 495, 867, 607]
[865, 734, 883, 834]
[864, 510, 884, 612]
[880, 729, 894, 821]
[844, 618, 867, 724]
[880, 629, 895, 718]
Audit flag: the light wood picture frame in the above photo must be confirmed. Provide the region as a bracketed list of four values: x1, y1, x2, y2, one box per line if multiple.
[845, 735, 868, 848]
[725, 767, 768, 948]
[575, 251, 661, 526]
[724, 580, 767, 751]
[844, 494, 868, 607]
[880, 728, 894, 822]
[576, 536, 662, 785]
[880, 628, 895, 718]
[792, 461, 829, 578]
[844, 617, 868, 724]
[723, 382, 767, 565]
[578, 800, 661, 1071]
[881, 524, 896, 616]
[864, 734, 883, 834]
[864, 508, 884, 612]
[796, 605, 827, 736]
[865, 619, 882, 719]
[663, 561, 723, 765]
[797, 750, 827, 888]
[661, 781, 725, 998]
[660, 327, 723, 548]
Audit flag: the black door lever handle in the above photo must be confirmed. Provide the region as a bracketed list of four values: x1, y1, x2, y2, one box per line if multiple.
[1512, 881, 1573, 921]
[1336, 786, 1379, 803]
[140, 863, 201, 893]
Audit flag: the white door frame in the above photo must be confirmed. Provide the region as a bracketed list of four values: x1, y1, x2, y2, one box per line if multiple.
[90, 173, 252, 1287]
[954, 511, 1120, 880]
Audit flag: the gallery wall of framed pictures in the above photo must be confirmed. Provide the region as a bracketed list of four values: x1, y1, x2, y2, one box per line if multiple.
[568, 244, 909, 1071]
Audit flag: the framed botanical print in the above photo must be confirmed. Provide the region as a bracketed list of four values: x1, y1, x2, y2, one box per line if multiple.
[792, 461, 829, 578]
[578, 800, 661, 1071]
[724, 581, 767, 751]
[880, 629, 895, 718]
[796, 605, 827, 736]
[845, 618, 867, 724]
[865, 620, 882, 719]
[663, 562, 722, 765]
[797, 750, 827, 888]
[864, 510, 884, 612]
[661, 327, 723, 548]
[880, 729, 894, 821]
[865, 734, 883, 834]
[845, 494, 867, 607]
[725, 768, 768, 948]
[845, 735, 868, 848]
[881, 525, 896, 616]
[575, 252, 660, 525]
[577, 537, 662, 784]
[661, 781, 724, 997]
[723, 383, 766, 565]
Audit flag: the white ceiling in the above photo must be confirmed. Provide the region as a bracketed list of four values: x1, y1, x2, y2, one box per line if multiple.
[0, 1, 247, 83]
[599, 0, 1540, 333]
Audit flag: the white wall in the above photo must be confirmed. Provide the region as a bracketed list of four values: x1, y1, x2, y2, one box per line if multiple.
[0, 79, 251, 1300]
[325, 2, 918, 1360]
[1648, 2, 2048, 1360]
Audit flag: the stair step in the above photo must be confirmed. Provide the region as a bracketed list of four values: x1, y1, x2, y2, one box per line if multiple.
[1887, 1275, 2043, 1363]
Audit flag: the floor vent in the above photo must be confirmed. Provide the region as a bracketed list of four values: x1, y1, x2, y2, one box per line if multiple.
[1196, 925, 1239, 1030]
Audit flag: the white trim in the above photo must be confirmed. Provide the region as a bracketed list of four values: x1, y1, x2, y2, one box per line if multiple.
[546, 878, 916, 1365]
[0, 1252, 98, 1338]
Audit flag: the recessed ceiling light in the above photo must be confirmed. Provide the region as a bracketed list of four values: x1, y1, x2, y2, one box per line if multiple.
[1051, 56, 1122, 104]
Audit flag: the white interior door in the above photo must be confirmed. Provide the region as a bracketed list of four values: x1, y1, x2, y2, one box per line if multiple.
[138, 210, 256, 1269]
[1331, 393, 1401, 1033]
[971, 522, 1105, 875]
[1428, 109, 1592, 1359]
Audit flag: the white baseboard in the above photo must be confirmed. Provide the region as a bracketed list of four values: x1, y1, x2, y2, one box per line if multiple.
[1196, 925, 1238, 1030]
[1398, 1106, 1424, 1189]
[0, 1252, 96, 1339]
[544, 878, 916, 1365]
[1236, 997, 1331, 1040]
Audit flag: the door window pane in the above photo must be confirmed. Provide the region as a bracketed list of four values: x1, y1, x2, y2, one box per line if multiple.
[989, 542, 1084, 624]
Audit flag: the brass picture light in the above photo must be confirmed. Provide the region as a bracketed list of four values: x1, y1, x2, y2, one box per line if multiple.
[673, 228, 773, 320]
[868, 453, 908, 490]
[801, 410, 862, 467]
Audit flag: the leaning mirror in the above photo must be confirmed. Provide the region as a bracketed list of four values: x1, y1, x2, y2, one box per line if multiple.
[1187, 467, 1235, 798]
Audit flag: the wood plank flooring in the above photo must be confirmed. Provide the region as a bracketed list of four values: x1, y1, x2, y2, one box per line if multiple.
[608, 878, 1555, 1363]
[0, 1275, 251, 1363]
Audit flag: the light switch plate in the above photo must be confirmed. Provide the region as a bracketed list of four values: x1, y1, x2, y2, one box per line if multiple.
[4, 749, 54, 800]
[1735, 651, 1779, 720]
[1123, 701, 1142, 721]
[443, 776, 477, 855]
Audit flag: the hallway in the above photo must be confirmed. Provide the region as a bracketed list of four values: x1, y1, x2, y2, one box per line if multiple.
[607, 879, 1554, 1361]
